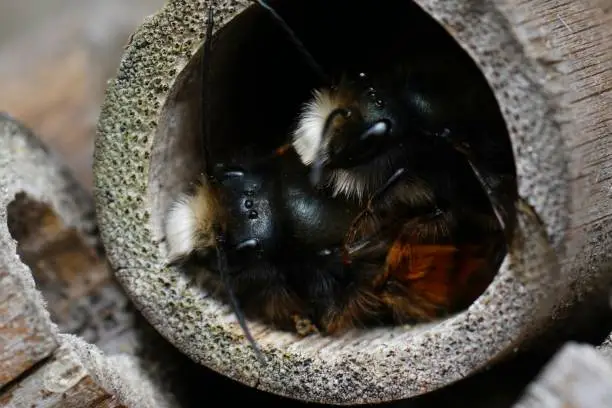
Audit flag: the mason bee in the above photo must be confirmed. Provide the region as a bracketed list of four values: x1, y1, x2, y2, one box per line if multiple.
[163, 0, 523, 358]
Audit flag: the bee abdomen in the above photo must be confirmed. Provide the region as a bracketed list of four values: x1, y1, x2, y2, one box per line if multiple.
[381, 240, 500, 322]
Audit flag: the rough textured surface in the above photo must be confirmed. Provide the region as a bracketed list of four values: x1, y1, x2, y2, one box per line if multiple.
[512, 343, 612, 407]
[56, 334, 174, 408]
[0, 114, 191, 407]
[5, 191, 125, 350]
[0, 113, 75, 387]
[0, 334, 182, 408]
[0, 267, 58, 388]
[495, 0, 612, 350]
[89, 0, 612, 404]
[0, 341, 125, 408]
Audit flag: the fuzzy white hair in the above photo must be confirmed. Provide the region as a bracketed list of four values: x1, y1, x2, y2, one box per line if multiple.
[163, 181, 218, 263]
[292, 89, 373, 202]
[292, 89, 336, 166]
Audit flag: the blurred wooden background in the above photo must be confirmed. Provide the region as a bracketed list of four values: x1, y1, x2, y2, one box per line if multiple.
[0, 0, 164, 190]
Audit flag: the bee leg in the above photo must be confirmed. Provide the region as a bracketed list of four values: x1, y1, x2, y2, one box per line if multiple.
[343, 168, 408, 251]
[435, 129, 513, 243]
[365, 168, 408, 211]
[461, 159, 508, 235]
[369, 208, 450, 286]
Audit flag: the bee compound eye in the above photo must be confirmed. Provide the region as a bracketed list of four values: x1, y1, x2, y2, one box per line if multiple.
[222, 169, 245, 179]
[213, 163, 246, 180]
[235, 238, 258, 251]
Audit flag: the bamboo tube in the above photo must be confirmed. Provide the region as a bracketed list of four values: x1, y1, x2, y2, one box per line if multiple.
[93, 0, 611, 404]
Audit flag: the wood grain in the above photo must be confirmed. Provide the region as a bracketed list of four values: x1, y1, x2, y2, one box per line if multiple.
[0, 344, 126, 408]
[0, 269, 58, 388]
[0, 110, 196, 408]
[513, 343, 612, 408]
[500, 0, 612, 263]
[5, 192, 128, 349]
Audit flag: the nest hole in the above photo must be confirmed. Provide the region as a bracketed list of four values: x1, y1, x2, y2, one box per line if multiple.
[150, 0, 518, 344]
[6, 192, 119, 342]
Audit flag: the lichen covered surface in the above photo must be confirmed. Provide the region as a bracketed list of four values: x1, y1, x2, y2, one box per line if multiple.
[93, 0, 570, 404]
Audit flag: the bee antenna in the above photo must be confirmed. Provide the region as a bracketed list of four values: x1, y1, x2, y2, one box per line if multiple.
[202, 3, 216, 179]
[436, 129, 512, 241]
[202, 2, 264, 366]
[214, 238, 266, 365]
[249, 0, 330, 83]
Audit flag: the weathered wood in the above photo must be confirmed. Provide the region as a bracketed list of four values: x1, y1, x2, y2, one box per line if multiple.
[0, 343, 125, 408]
[0, 114, 122, 402]
[513, 343, 612, 408]
[0, 105, 223, 408]
[4, 191, 136, 352]
[0, 113, 95, 389]
[496, 0, 612, 342]
[0, 269, 58, 388]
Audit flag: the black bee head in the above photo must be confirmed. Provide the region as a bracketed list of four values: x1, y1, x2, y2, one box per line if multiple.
[298, 72, 396, 185]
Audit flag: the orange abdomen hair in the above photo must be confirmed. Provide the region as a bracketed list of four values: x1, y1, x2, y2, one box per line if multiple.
[379, 240, 497, 320]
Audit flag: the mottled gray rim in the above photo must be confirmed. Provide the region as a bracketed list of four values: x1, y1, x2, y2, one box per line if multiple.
[93, 0, 569, 404]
